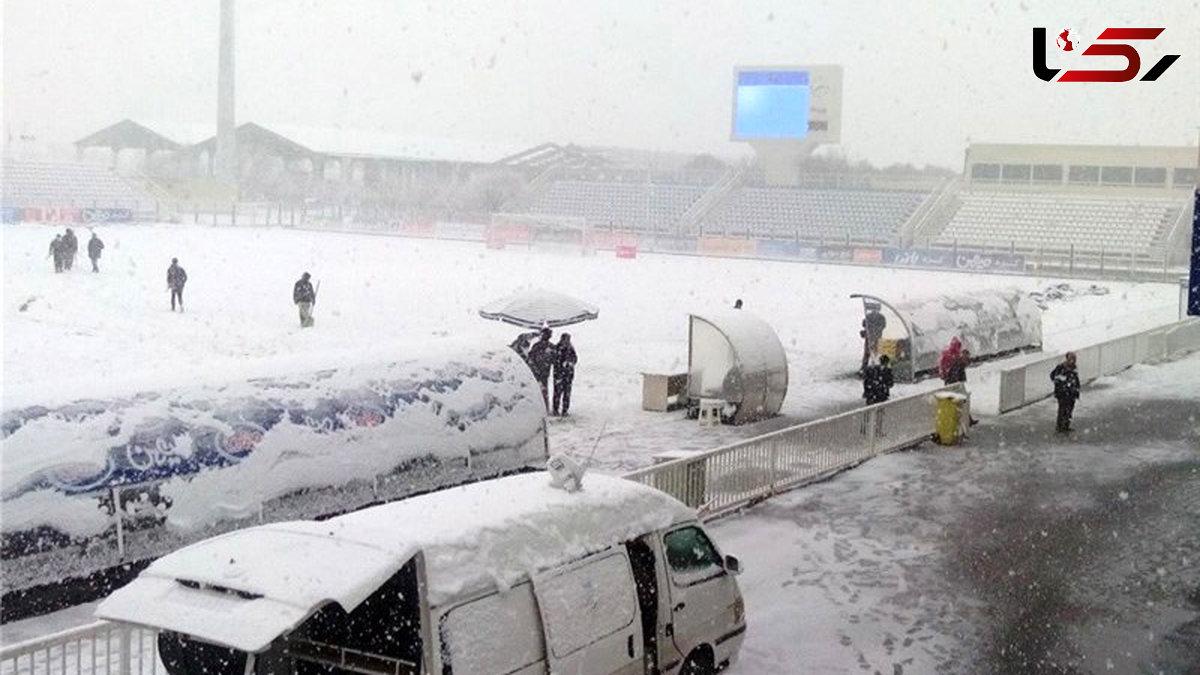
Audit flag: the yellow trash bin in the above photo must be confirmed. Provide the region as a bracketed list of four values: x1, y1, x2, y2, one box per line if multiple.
[934, 392, 967, 445]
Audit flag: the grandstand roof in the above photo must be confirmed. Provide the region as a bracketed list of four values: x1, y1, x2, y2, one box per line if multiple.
[183, 122, 317, 159]
[496, 142, 611, 170]
[74, 119, 182, 153]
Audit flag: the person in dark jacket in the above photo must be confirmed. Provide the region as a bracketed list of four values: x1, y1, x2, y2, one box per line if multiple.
[526, 328, 556, 408]
[551, 333, 578, 416]
[61, 228, 78, 270]
[733, 299, 743, 310]
[1050, 352, 1081, 433]
[862, 355, 894, 405]
[87, 232, 105, 273]
[49, 235, 64, 273]
[293, 272, 316, 327]
[167, 258, 188, 312]
[860, 307, 887, 373]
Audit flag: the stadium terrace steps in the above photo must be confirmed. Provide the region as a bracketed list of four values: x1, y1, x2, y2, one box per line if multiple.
[526, 180, 708, 232]
[700, 186, 927, 240]
[935, 191, 1184, 254]
[1, 160, 154, 209]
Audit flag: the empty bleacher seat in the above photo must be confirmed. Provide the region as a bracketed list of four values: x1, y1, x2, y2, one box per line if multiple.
[703, 187, 925, 241]
[1, 160, 151, 209]
[937, 192, 1182, 254]
[525, 180, 706, 232]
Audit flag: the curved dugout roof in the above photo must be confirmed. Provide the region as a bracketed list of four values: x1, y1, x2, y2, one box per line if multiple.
[852, 289, 1042, 379]
[687, 310, 788, 424]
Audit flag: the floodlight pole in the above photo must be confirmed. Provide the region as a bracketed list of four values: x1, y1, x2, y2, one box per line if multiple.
[215, 0, 238, 196]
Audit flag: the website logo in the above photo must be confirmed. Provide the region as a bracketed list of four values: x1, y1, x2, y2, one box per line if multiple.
[1033, 27, 1180, 82]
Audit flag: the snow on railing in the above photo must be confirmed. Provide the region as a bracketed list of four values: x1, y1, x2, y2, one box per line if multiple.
[624, 384, 965, 518]
[997, 318, 1200, 413]
[0, 622, 161, 675]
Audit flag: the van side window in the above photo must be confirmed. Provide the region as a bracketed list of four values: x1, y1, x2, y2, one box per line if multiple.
[536, 552, 638, 658]
[439, 583, 545, 675]
[663, 526, 723, 586]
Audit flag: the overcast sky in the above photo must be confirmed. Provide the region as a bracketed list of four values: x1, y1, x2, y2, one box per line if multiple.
[3, 0, 1198, 169]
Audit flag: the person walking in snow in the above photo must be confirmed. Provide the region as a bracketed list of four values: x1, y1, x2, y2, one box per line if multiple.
[551, 333, 577, 416]
[49, 235, 64, 273]
[1050, 352, 1081, 433]
[87, 232, 105, 273]
[733, 298, 743, 310]
[293, 272, 316, 327]
[526, 328, 556, 408]
[167, 258, 188, 312]
[61, 228, 78, 271]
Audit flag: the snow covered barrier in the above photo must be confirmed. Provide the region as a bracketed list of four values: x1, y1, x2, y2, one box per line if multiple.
[0, 349, 548, 588]
[852, 289, 1042, 381]
[687, 310, 788, 424]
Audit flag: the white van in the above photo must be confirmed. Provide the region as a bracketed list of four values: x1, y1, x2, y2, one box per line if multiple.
[97, 469, 746, 675]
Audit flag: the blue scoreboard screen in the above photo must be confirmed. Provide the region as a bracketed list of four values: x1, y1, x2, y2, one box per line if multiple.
[733, 70, 811, 140]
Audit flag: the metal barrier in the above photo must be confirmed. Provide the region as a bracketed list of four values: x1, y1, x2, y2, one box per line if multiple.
[996, 318, 1200, 413]
[624, 384, 965, 517]
[0, 622, 160, 675]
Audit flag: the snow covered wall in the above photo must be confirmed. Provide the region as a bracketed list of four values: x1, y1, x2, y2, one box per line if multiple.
[1, 349, 548, 566]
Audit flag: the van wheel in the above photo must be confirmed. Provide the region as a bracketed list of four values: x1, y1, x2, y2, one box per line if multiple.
[680, 649, 714, 675]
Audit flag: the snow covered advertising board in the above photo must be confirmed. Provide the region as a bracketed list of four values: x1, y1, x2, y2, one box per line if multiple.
[0, 349, 548, 594]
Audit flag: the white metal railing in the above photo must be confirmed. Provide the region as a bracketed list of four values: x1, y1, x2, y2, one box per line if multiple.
[997, 318, 1200, 412]
[0, 621, 161, 675]
[623, 384, 965, 517]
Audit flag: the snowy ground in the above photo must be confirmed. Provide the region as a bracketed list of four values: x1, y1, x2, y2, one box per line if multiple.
[716, 353, 1200, 675]
[1, 223, 1182, 476]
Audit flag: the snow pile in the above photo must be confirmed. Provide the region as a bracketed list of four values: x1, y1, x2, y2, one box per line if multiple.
[2, 349, 547, 537]
[1028, 282, 1110, 309]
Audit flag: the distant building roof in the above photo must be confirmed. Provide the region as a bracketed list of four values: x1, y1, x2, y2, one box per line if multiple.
[75, 119, 182, 153]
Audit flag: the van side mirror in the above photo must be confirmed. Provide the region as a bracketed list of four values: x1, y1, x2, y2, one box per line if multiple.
[723, 555, 742, 576]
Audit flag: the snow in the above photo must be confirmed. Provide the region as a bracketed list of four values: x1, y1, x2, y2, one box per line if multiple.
[713, 353, 1200, 673]
[331, 471, 692, 605]
[96, 522, 415, 653]
[2, 350, 547, 537]
[900, 288, 1042, 375]
[1, 222, 1180, 479]
[97, 471, 687, 648]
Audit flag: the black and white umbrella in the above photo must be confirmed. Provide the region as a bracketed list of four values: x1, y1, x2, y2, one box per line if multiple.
[479, 289, 599, 329]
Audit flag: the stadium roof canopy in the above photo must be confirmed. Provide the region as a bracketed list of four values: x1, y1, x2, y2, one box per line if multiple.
[75, 119, 183, 153]
[496, 143, 612, 171]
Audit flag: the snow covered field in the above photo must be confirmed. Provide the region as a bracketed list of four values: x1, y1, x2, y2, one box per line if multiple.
[2, 223, 1182, 474]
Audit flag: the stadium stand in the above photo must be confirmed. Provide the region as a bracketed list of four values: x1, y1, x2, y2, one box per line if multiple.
[1, 160, 152, 209]
[527, 179, 708, 232]
[936, 191, 1184, 254]
[703, 186, 927, 241]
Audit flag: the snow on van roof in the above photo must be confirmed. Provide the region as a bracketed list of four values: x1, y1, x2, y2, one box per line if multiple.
[331, 471, 694, 604]
[99, 472, 693, 650]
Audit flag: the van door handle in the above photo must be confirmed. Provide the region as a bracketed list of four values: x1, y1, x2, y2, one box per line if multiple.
[674, 602, 686, 612]
[627, 634, 635, 658]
